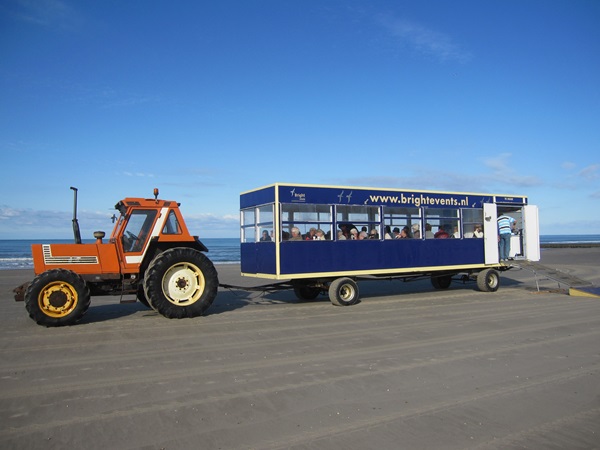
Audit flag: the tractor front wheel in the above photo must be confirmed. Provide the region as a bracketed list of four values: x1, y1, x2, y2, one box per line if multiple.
[25, 269, 91, 327]
[144, 248, 219, 319]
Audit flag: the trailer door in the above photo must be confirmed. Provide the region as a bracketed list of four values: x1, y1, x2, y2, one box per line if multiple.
[483, 203, 499, 264]
[522, 205, 540, 261]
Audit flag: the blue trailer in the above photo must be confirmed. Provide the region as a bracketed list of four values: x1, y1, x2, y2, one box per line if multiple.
[239, 183, 540, 305]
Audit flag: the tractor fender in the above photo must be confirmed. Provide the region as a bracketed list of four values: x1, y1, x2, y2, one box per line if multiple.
[139, 237, 210, 276]
[194, 237, 209, 253]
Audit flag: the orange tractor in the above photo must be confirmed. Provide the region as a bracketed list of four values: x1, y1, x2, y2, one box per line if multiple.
[14, 188, 219, 326]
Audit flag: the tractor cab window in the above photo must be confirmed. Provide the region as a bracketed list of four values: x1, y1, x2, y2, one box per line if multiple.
[122, 210, 158, 253]
[162, 210, 182, 235]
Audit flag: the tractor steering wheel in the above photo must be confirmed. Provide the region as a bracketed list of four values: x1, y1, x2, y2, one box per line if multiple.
[125, 231, 140, 251]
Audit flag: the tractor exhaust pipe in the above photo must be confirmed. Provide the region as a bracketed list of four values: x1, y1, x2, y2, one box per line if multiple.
[70, 186, 82, 244]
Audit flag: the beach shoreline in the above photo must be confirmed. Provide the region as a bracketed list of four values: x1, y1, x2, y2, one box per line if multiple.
[541, 242, 600, 248]
[1, 247, 599, 449]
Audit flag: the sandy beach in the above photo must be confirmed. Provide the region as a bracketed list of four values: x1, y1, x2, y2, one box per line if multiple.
[1, 247, 599, 449]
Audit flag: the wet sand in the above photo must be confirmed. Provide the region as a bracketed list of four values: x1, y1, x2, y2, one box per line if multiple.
[1, 248, 599, 449]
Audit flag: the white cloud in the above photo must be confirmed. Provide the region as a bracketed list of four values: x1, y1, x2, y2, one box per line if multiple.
[8, 0, 82, 31]
[339, 153, 543, 195]
[375, 14, 472, 63]
[0, 206, 20, 219]
[482, 153, 512, 172]
[481, 153, 542, 188]
[122, 171, 155, 178]
[0, 205, 238, 239]
[578, 164, 600, 181]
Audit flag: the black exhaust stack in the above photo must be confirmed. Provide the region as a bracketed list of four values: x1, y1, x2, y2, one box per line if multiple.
[70, 186, 82, 244]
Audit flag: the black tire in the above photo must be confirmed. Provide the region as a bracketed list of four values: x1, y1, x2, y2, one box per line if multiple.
[137, 285, 152, 309]
[293, 284, 321, 301]
[24, 269, 91, 327]
[477, 269, 500, 292]
[328, 277, 360, 306]
[143, 248, 219, 319]
[431, 274, 452, 289]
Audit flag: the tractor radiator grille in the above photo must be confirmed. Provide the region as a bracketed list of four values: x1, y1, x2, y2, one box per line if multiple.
[42, 245, 99, 265]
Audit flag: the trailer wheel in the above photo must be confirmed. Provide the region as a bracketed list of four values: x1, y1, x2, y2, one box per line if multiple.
[328, 277, 359, 306]
[477, 269, 500, 292]
[293, 284, 321, 301]
[144, 248, 218, 319]
[24, 269, 91, 327]
[431, 274, 452, 290]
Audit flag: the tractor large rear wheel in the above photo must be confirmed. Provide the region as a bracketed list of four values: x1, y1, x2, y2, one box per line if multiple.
[25, 269, 91, 327]
[144, 248, 219, 319]
[137, 285, 152, 309]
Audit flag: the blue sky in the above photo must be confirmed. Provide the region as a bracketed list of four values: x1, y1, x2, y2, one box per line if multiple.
[1, 0, 599, 239]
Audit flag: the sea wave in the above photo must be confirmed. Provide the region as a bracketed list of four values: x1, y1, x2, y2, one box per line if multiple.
[0, 257, 34, 270]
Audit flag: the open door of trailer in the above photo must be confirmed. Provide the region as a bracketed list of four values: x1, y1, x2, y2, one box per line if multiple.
[483, 203, 499, 264]
[522, 205, 540, 261]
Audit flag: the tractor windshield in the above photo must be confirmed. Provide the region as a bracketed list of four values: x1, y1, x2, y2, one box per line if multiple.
[122, 210, 158, 253]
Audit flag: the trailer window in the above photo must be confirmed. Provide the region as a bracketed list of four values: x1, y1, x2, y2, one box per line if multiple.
[282, 204, 332, 240]
[383, 206, 421, 238]
[424, 208, 459, 238]
[461, 208, 483, 238]
[241, 205, 275, 242]
[336, 205, 380, 240]
[257, 204, 274, 242]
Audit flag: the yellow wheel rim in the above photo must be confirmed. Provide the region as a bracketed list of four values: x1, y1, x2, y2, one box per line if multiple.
[162, 262, 206, 306]
[38, 281, 79, 318]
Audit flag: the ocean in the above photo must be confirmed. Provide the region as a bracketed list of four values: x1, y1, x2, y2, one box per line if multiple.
[0, 238, 241, 270]
[1, 235, 599, 270]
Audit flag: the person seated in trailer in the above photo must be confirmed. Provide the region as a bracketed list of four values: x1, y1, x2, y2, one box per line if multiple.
[464, 224, 483, 238]
[339, 223, 354, 239]
[369, 228, 380, 239]
[305, 227, 317, 240]
[392, 227, 401, 239]
[337, 230, 346, 240]
[289, 227, 303, 241]
[425, 223, 435, 238]
[464, 224, 482, 238]
[315, 229, 326, 240]
[400, 226, 412, 238]
[350, 228, 359, 239]
[358, 230, 368, 240]
[260, 230, 271, 241]
[434, 224, 450, 239]
[384, 225, 394, 239]
[412, 224, 421, 239]
[474, 224, 483, 238]
[453, 226, 460, 238]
